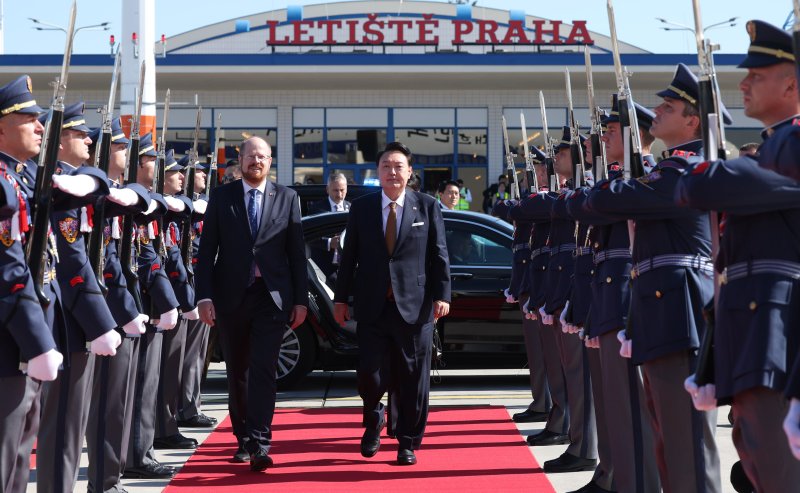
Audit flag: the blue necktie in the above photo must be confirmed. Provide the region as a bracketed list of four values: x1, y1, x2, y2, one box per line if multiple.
[247, 189, 259, 237]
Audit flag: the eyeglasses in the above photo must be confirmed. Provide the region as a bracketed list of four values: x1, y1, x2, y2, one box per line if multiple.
[244, 154, 272, 162]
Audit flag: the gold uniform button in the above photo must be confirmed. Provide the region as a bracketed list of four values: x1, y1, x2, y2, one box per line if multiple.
[655, 290, 662, 299]
[542, 266, 546, 271]
[594, 242, 599, 249]
[606, 276, 612, 284]
[590, 269, 595, 275]
[558, 266, 563, 271]
[749, 301, 757, 311]
[522, 260, 527, 264]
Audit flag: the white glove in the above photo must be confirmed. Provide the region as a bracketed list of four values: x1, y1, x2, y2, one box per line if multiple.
[684, 374, 717, 411]
[783, 398, 800, 460]
[107, 187, 139, 207]
[26, 348, 63, 381]
[90, 330, 122, 356]
[52, 174, 99, 197]
[504, 288, 517, 304]
[143, 199, 159, 216]
[157, 308, 179, 330]
[617, 329, 632, 359]
[192, 199, 208, 214]
[164, 195, 186, 212]
[182, 307, 200, 320]
[538, 306, 553, 326]
[122, 313, 148, 336]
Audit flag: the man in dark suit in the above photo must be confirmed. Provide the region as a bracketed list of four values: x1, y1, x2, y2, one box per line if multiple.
[334, 141, 450, 466]
[196, 136, 308, 472]
[308, 172, 351, 215]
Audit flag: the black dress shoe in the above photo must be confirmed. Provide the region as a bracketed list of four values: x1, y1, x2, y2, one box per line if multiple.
[567, 481, 616, 493]
[544, 452, 597, 473]
[232, 445, 250, 463]
[123, 462, 176, 479]
[360, 417, 385, 458]
[526, 429, 570, 446]
[250, 450, 274, 472]
[178, 413, 218, 428]
[513, 409, 550, 423]
[154, 433, 198, 450]
[397, 448, 417, 465]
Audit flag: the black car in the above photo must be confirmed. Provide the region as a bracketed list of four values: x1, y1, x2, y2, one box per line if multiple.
[275, 208, 524, 388]
[289, 184, 378, 216]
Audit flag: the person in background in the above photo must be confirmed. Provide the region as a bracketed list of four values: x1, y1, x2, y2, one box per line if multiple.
[439, 180, 461, 210]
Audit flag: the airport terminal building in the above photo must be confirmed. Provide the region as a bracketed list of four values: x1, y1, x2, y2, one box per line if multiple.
[6, 1, 757, 206]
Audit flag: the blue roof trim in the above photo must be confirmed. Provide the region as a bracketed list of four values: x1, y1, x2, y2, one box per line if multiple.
[0, 53, 746, 67]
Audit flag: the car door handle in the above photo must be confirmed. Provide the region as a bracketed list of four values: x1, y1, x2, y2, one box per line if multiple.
[451, 272, 473, 280]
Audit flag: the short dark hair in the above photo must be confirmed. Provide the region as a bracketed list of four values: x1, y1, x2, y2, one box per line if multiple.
[406, 173, 421, 191]
[443, 179, 460, 190]
[376, 141, 414, 166]
[680, 101, 702, 139]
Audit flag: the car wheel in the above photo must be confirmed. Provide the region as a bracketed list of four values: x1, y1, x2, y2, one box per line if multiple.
[277, 323, 317, 389]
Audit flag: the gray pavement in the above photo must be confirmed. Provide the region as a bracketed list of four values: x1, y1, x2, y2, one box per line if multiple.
[29, 364, 740, 493]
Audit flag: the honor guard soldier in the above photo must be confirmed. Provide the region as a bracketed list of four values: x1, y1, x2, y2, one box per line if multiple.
[0, 75, 63, 493]
[678, 20, 800, 492]
[569, 98, 661, 493]
[154, 150, 200, 450]
[587, 65, 731, 493]
[124, 132, 181, 480]
[85, 117, 152, 493]
[176, 154, 217, 428]
[505, 147, 553, 425]
[524, 127, 599, 474]
[32, 101, 123, 493]
[513, 164, 572, 446]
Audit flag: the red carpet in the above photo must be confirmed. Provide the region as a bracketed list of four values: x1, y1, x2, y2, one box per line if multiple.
[165, 406, 555, 492]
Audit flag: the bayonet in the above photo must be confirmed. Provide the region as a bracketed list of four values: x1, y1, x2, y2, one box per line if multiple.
[585, 48, 607, 182]
[181, 105, 203, 277]
[564, 68, 584, 190]
[520, 112, 538, 193]
[501, 115, 520, 200]
[206, 113, 222, 196]
[539, 91, 558, 190]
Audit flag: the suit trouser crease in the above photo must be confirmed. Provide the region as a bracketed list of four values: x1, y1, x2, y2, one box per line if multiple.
[128, 330, 163, 468]
[156, 319, 188, 438]
[587, 347, 615, 490]
[732, 386, 800, 493]
[178, 319, 210, 420]
[357, 301, 432, 451]
[0, 376, 41, 493]
[537, 317, 569, 435]
[641, 350, 721, 493]
[519, 295, 552, 414]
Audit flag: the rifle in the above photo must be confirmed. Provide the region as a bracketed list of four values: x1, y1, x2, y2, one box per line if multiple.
[119, 61, 147, 313]
[607, 0, 645, 180]
[519, 113, 538, 194]
[26, 1, 78, 306]
[153, 89, 170, 259]
[205, 113, 222, 196]
[180, 106, 202, 279]
[585, 48, 607, 182]
[87, 46, 122, 295]
[501, 115, 520, 200]
[538, 91, 559, 190]
[564, 68, 585, 190]
[691, 0, 727, 386]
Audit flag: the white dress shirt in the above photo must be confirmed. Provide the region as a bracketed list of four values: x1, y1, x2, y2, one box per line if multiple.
[381, 190, 405, 238]
[328, 196, 346, 212]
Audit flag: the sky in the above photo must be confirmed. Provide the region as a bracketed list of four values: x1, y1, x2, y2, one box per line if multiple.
[3, 0, 792, 55]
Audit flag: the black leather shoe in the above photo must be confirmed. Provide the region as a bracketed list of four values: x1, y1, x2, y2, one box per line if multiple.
[544, 452, 597, 473]
[397, 448, 417, 466]
[360, 417, 385, 458]
[567, 481, 616, 493]
[513, 409, 550, 423]
[154, 433, 198, 450]
[123, 462, 176, 479]
[250, 450, 274, 472]
[178, 414, 218, 428]
[232, 445, 250, 463]
[526, 429, 570, 446]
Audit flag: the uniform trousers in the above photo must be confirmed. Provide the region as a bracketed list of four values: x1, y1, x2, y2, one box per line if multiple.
[641, 350, 720, 493]
[127, 329, 163, 469]
[37, 351, 94, 493]
[178, 319, 210, 420]
[156, 319, 187, 438]
[0, 376, 41, 493]
[86, 335, 139, 493]
[598, 330, 660, 493]
[357, 301, 432, 451]
[519, 295, 551, 414]
[552, 316, 597, 460]
[732, 386, 800, 493]
[537, 317, 569, 435]
[587, 346, 615, 491]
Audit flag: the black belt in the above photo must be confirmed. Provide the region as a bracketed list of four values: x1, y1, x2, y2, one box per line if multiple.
[593, 248, 632, 265]
[549, 243, 577, 256]
[721, 259, 800, 284]
[631, 254, 713, 279]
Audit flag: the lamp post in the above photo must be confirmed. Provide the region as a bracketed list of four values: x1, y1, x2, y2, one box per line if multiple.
[656, 16, 738, 34]
[29, 17, 110, 36]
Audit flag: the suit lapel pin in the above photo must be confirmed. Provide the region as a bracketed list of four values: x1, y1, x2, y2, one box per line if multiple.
[269, 192, 274, 196]
[412, 206, 417, 210]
